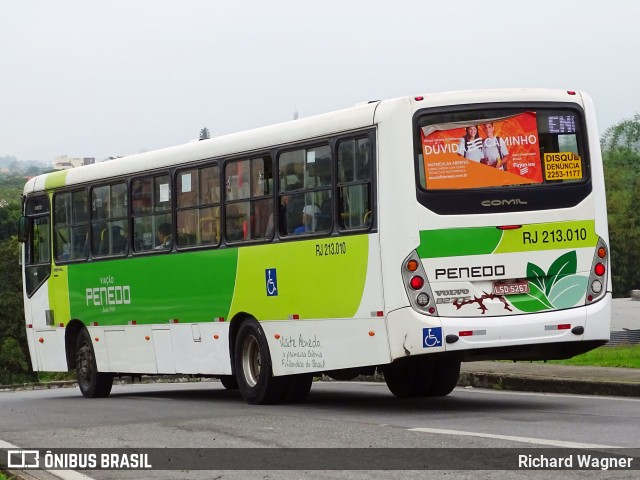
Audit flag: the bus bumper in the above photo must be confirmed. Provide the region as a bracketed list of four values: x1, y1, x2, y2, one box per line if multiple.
[386, 293, 611, 362]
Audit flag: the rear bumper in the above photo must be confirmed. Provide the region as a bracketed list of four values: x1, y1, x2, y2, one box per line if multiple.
[386, 293, 611, 361]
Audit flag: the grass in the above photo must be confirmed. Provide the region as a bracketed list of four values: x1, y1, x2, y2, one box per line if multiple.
[544, 345, 640, 369]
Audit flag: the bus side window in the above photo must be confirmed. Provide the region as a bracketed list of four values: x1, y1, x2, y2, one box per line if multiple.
[337, 137, 373, 231]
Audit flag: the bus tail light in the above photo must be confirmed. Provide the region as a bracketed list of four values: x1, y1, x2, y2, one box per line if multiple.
[402, 251, 438, 316]
[586, 238, 609, 305]
[410, 276, 424, 290]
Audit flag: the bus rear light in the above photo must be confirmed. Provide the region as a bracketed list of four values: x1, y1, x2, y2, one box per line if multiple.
[402, 251, 438, 316]
[38, 337, 44, 343]
[406, 260, 419, 272]
[567, 91, 576, 95]
[373, 311, 384, 317]
[290, 314, 300, 320]
[416, 293, 430, 307]
[598, 247, 607, 258]
[414, 96, 424, 101]
[497, 225, 522, 230]
[591, 280, 603, 293]
[368, 331, 375, 337]
[594, 263, 605, 276]
[217, 317, 225, 322]
[27, 324, 32, 329]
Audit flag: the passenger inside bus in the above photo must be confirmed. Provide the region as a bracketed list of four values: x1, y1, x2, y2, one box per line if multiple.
[155, 223, 172, 249]
[294, 204, 321, 234]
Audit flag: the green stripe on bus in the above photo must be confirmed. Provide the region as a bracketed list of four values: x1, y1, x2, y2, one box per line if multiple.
[417, 220, 599, 258]
[493, 220, 598, 253]
[231, 235, 368, 320]
[44, 170, 69, 190]
[65, 235, 369, 326]
[417, 227, 502, 258]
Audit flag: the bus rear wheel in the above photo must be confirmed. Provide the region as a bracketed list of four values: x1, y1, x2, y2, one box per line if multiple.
[76, 329, 113, 398]
[234, 320, 288, 404]
[426, 359, 461, 397]
[383, 358, 435, 398]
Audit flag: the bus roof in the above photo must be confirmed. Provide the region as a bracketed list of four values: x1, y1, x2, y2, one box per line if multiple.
[24, 88, 587, 194]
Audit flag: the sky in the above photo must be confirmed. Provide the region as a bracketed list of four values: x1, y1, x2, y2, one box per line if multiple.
[1, 0, 638, 163]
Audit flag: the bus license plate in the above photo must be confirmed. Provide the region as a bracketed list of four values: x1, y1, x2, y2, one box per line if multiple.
[493, 279, 529, 295]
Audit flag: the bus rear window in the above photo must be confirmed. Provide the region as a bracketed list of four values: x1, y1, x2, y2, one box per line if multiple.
[417, 108, 587, 191]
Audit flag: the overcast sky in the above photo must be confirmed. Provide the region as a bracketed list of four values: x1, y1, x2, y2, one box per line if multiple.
[1, 0, 638, 163]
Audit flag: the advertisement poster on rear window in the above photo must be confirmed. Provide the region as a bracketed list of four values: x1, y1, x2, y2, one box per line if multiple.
[421, 112, 543, 190]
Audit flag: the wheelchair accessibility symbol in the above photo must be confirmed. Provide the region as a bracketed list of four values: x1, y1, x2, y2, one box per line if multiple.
[265, 268, 278, 296]
[422, 327, 442, 348]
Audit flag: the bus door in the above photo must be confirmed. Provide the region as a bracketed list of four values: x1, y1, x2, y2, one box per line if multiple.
[21, 195, 66, 370]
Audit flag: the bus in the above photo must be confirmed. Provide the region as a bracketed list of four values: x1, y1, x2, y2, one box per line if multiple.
[19, 89, 611, 404]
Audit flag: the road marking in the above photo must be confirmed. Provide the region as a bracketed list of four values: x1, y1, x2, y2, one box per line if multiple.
[408, 427, 619, 449]
[0, 438, 96, 480]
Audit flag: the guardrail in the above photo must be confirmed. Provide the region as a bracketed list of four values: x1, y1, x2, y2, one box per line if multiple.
[607, 329, 640, 346]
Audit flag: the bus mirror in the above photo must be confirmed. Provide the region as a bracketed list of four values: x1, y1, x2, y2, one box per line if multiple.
[17, 216, 29, 243]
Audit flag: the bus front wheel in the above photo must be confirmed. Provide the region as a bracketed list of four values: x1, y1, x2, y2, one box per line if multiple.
[234, 320, 288, 404]
[219, 375, 239, 390]
[76, 329, 113, 398]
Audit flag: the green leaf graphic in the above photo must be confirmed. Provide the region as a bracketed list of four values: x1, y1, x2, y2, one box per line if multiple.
[509, 280, 554, 312]
[526, 262, 546, 293]
[548, 274, 588, 309]
[544, 251, 577, 294]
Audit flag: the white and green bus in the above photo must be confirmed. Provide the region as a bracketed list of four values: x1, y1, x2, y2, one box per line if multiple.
[19, 89, 611, 404]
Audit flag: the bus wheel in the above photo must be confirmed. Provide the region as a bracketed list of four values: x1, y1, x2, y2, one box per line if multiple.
[383, 358, 434, 398]
[282, 374, 313, 403]
[219, 375, 239, 390]
[427, 359, 461, 397]
[76, 329, 113, 398]
[234, 320, 287, 404]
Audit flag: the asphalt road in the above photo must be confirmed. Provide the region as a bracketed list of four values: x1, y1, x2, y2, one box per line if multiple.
[1, 381, 639, 480]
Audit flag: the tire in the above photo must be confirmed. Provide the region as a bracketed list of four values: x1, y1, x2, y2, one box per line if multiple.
[383, 358, 435, 398]
[76, 329, 113, 398]
[282, 374, 313, 403]
[427, 358, 461, 397]
[219, 375, 239, 390]
[234, 319, 288, 404]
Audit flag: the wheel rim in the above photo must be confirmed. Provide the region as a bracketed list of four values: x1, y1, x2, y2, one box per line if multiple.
[241, 334, 261, 387]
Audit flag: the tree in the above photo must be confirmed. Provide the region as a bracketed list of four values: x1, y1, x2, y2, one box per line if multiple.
[0, 236, 32, 384]
[601, 114, 640, 297]
[199, 127, 210, 141]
